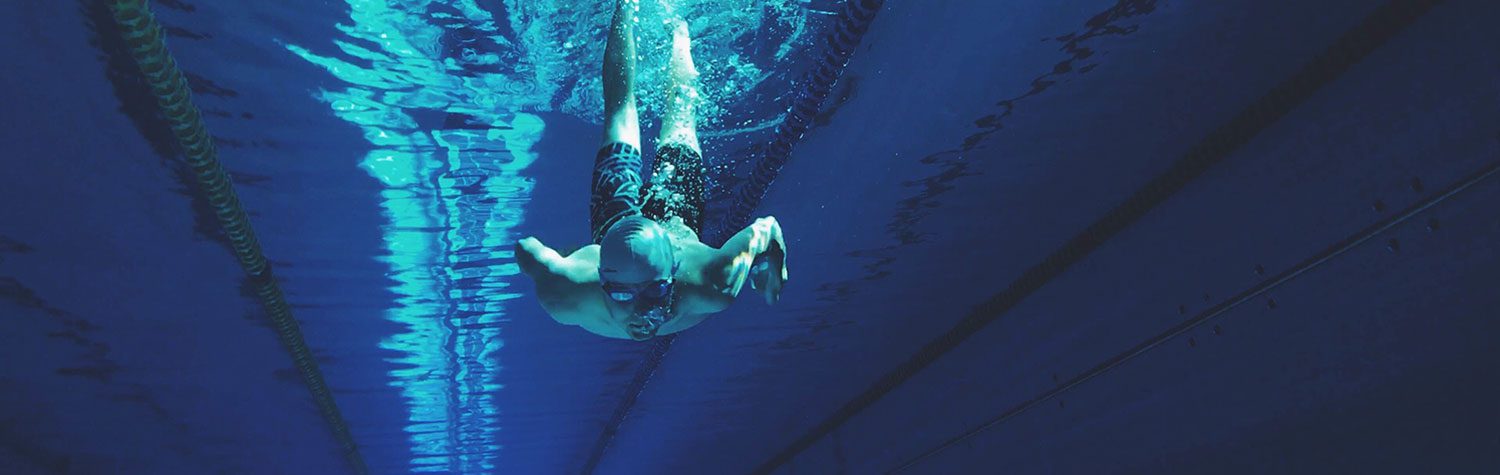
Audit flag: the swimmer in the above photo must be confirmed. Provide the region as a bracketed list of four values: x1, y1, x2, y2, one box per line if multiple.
[515, 0, 789, 341]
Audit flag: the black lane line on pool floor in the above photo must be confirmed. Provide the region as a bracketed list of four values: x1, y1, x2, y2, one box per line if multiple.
[893, 158, 1500, 472]
[751, 0, 1446, 473]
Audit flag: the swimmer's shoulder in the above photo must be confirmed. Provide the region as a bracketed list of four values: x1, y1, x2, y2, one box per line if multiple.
[660, 217, 701, 246]
[674, 246, 737, 317]
[523, 243, 601, 313]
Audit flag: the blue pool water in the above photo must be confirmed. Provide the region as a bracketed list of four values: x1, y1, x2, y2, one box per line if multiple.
[3, 0, 1500, 474]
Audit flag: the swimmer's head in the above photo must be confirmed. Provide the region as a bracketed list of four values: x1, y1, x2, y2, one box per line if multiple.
[599, 216, 677, 340]
[599, 216, 675, 281]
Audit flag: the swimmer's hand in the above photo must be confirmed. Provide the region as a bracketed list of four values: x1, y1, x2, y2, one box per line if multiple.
[746, 217, 788, 305]
[748, 248, 786, 305]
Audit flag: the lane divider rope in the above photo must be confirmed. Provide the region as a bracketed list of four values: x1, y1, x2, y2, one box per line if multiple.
[715, 0, 886, 242]
[107, 2, 368, 473]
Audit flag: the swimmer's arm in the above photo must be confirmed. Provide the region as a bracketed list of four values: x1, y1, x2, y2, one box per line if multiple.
[515, 237, 596, 324]
[515, 237, 558, 276]
[709, 216, 788, 304]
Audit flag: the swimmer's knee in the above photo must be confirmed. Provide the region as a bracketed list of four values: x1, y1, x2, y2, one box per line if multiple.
[657, 126, 700, 155]
[603, 111, 642, 150]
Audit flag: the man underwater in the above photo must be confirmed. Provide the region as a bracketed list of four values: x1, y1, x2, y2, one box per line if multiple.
[515, 0, 789, 341]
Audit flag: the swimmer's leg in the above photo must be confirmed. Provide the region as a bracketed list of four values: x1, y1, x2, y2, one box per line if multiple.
[592, 0, 647, 243]
[641, 19, 706, 234]
[603, 0, 641, 150]
[658, 19, 700, 154]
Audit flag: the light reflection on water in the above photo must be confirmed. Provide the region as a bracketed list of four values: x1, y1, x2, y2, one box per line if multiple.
[285, 0, 817, 471]
[288, 0, 540, 471]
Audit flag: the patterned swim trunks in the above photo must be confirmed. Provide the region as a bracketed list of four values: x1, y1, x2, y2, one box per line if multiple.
[589, 141, 706, 244]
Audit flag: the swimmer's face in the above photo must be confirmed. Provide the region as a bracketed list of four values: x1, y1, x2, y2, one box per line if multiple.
[599, 259, 677, 340]
[598, 218, 677, 340]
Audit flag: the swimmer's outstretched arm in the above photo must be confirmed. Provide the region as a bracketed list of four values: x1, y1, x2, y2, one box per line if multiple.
[516, 237, 561, 278]
[711, 216, 789, 304]
[516, 237, 597, 323]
